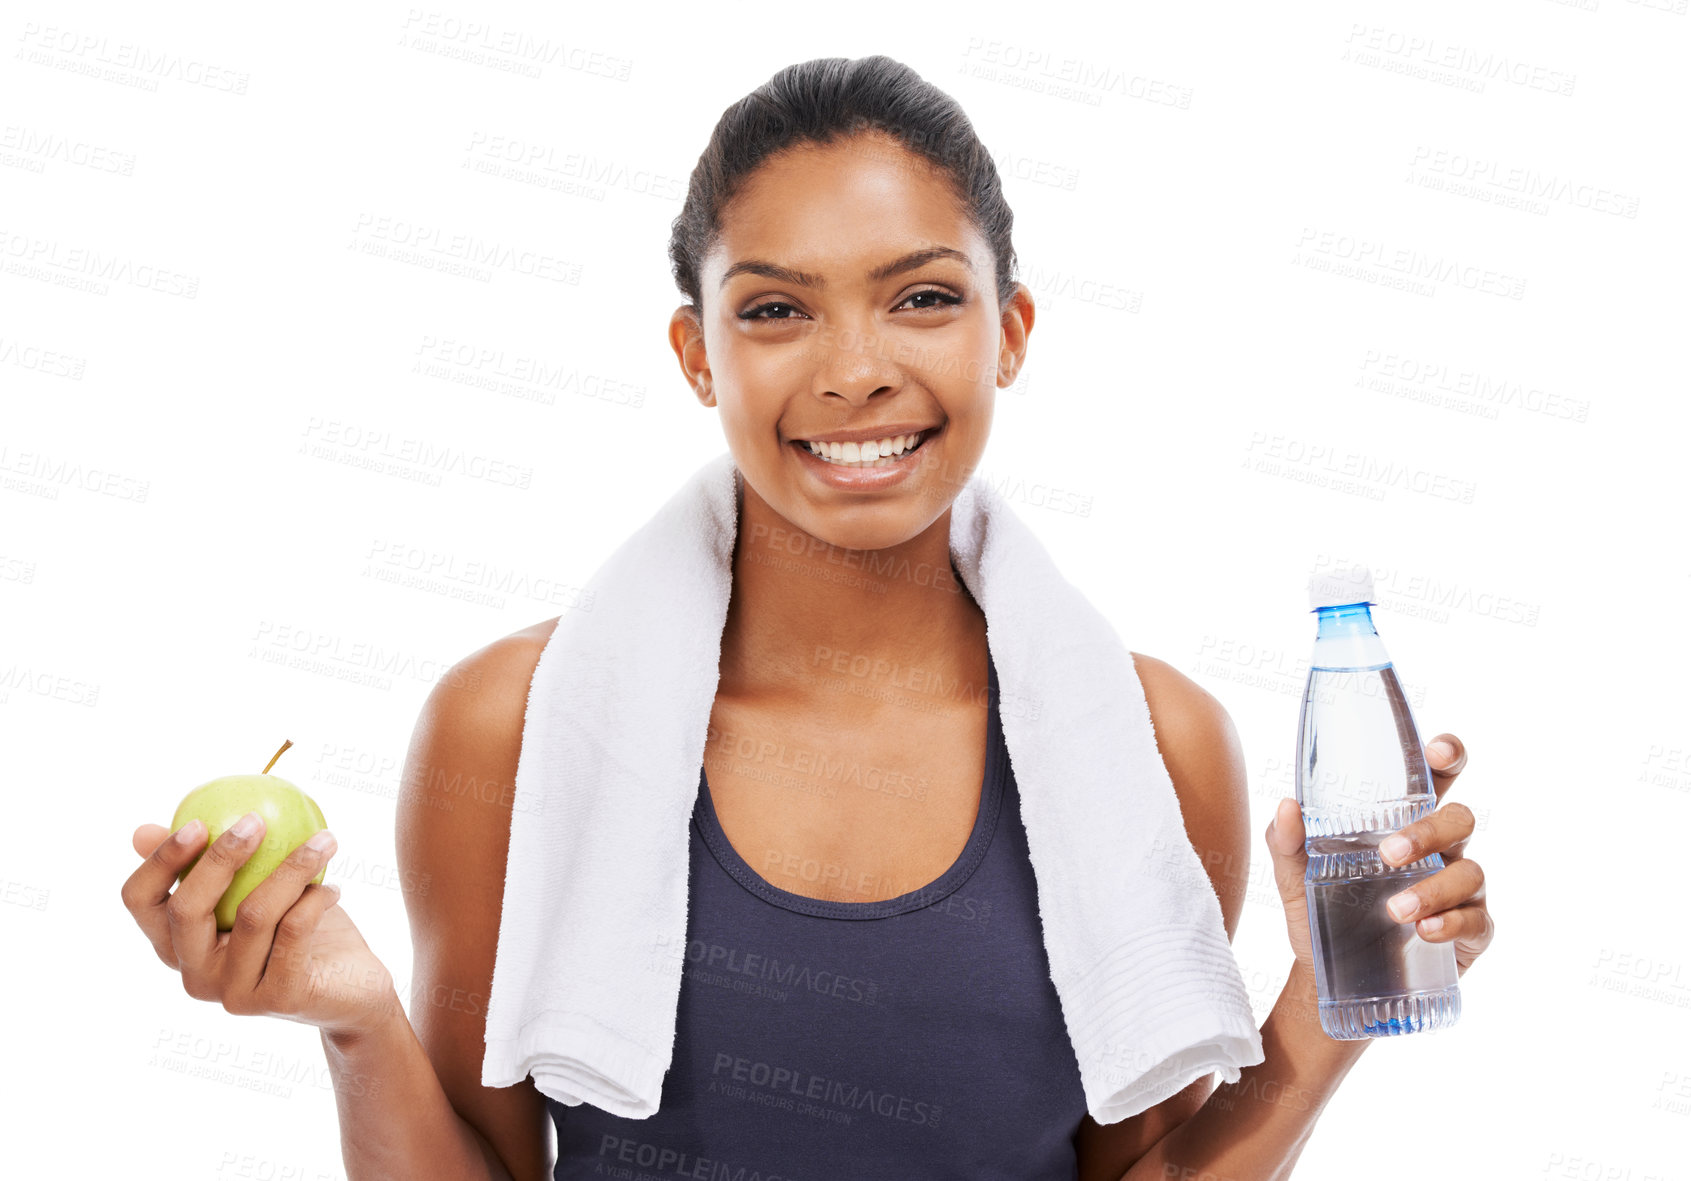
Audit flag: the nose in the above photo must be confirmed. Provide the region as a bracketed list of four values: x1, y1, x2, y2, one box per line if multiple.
[808, 319, 902, 405]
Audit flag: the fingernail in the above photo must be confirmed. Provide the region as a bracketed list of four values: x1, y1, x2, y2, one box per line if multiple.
[230, 811, 262, 839]
[1419, 914, 1445, 934]
[306, 830, 337, 854]
[175, 819, 204, 844]
[1380, 834, 1413, 863]
[1276, 798, 1296, 831]
[1428, 739, 1455, 765]
[1387, 890, 1419, 921]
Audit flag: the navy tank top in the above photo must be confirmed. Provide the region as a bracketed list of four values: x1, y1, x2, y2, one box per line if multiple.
[548, 654, 1089, 1178]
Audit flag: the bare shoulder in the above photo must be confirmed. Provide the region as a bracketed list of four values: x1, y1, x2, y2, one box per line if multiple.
[1127, 651, 1250, 939]
[392, 615, 561, 1181]
[1130, 653, 1237, 767]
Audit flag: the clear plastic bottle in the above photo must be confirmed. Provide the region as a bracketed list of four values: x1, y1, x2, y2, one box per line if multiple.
[1298, 563, 1461, 1039]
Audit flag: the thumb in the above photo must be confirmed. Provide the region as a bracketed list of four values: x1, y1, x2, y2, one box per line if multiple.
[1264, 798, 1307, 902]
[132, 822, 171, 859]
[1266, 797, 1305, 857]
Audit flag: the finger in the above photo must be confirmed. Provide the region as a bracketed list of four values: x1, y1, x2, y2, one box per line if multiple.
[1264, 798, 1307, 905]
[1384, 858, 1485, 926]
[1266, 797, 1304, 858]
[1410, 901, 1496, 965]
[262, 883, 345, 1017]
[170, 811, 266, 991]
[223, 830, 337, 1007]
[1425, 733, 1467, 803]
[1379, 800, 1476, 869]
[133, 823, 171, 859]
[120, 818, 208, 968]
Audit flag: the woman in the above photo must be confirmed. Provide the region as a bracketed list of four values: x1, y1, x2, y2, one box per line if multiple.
[122, 56, 1494, 1179]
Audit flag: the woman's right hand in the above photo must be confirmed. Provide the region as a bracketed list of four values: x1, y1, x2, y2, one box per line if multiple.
[121, 815, 400, 1040]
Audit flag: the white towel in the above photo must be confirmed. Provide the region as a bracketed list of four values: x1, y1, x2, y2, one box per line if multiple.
[482, 448, 1265, 1126]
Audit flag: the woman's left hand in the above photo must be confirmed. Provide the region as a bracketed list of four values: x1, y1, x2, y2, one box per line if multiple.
[1266, 733, 1495, 978]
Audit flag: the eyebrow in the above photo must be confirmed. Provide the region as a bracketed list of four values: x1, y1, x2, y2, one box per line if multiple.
[717, 246, 975, 291]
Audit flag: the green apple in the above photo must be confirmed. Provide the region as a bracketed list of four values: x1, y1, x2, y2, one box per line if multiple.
[171, 739, 330, 931]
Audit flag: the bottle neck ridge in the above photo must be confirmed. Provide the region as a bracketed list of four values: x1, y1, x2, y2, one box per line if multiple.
[1311, 603, 1390, 670]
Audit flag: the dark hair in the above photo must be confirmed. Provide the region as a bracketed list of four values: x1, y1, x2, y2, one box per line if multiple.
[668, 55, 1019, 318]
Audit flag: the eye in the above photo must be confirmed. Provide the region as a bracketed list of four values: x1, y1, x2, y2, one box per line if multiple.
[738, 301, 807, 321]
[900, 288, 964, 311]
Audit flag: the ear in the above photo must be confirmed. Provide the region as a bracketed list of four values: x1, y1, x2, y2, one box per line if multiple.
[995, 284, 1035, 389]
[669, 305, 714, 407]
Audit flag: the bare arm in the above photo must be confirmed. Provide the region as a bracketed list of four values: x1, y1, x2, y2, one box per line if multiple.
[320, 1008, 521, 1181]
[324, 620, 560, 1181]
[1120, 967, 1367, 1181]
[1077, 654, 1366, 1181]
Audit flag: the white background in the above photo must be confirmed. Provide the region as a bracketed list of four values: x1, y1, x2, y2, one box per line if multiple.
[4, 1, 1689, 1178]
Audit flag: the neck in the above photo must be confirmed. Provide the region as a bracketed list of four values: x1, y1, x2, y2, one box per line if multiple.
[718, 472, 987, 702]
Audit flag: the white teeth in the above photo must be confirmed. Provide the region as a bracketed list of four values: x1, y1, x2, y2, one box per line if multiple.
[805, 431, 927, 466]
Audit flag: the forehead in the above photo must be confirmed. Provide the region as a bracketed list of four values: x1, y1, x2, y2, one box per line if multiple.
[708, 133, 980, 278]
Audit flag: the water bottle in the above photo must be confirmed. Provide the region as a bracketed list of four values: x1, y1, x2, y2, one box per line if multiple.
[1298, 563, 1461, 1039]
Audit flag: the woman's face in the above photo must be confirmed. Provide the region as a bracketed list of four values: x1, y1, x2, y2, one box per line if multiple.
[671, 130, 1033, 553]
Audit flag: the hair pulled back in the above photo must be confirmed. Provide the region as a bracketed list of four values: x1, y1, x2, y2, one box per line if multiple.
[668, 55, 1019, 317]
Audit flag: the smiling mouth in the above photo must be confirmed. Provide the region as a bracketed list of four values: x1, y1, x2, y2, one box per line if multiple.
[791, 428, 938, 468]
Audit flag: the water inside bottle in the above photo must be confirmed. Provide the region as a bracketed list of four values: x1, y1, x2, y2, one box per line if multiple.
[1306, 837, 1459, 1036]
[1300, 662, 1461, 1038]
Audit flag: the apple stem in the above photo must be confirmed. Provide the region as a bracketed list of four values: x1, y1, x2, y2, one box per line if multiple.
[263, 738, 293, 775]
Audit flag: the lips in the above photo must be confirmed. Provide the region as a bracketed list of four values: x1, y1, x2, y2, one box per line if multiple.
[786, 424, 940, 487]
